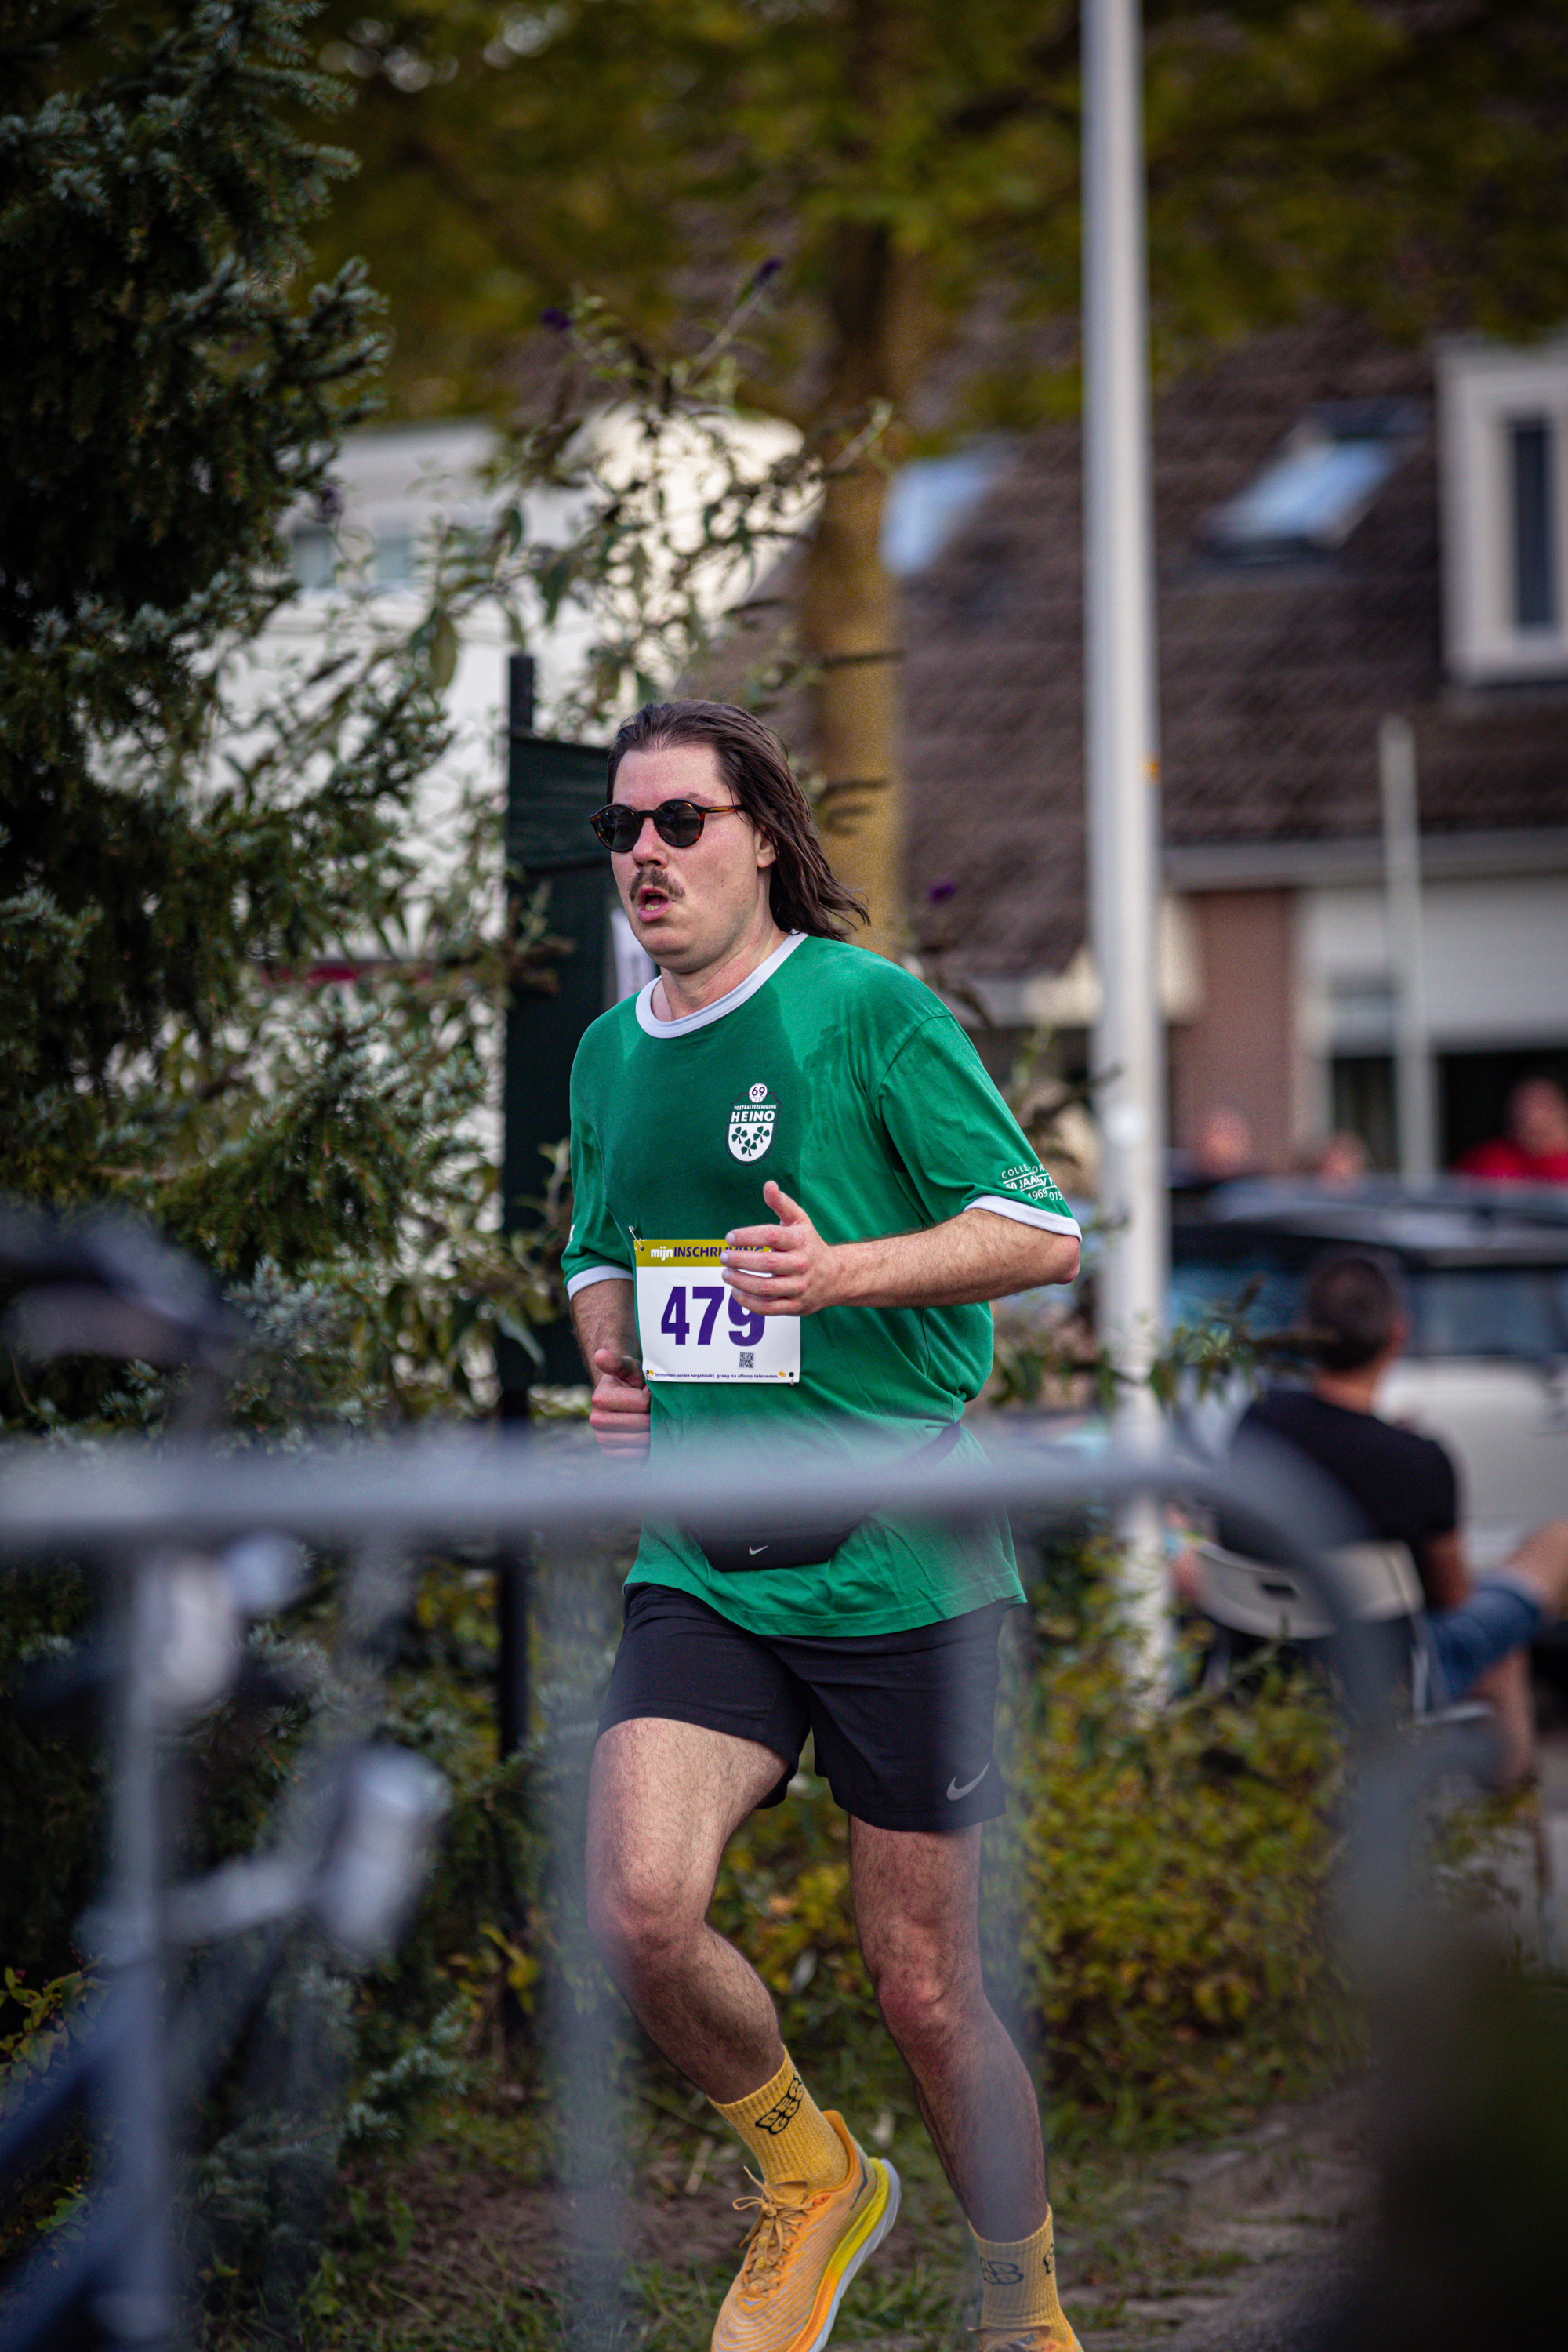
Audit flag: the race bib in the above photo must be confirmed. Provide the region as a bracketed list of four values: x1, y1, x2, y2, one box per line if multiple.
[634, 1240, 800, 1383]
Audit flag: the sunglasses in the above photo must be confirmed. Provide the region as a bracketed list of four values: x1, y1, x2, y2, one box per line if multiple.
[589, 799, 744, 854]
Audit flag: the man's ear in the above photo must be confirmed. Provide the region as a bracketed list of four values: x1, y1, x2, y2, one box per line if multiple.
[753, 823, 777, 870]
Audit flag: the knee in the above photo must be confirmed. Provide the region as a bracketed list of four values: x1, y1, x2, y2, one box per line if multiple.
[586, 1851, 702, 1982]
[866, 1945, 971, 2058]
[1511, 1519, 1568, 1607]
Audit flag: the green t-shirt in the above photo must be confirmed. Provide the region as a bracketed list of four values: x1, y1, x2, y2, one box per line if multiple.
[561, 931, 1079, 1637]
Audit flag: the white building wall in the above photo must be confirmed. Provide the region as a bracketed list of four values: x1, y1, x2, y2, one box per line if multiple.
[1298, 871, 1568, 1051]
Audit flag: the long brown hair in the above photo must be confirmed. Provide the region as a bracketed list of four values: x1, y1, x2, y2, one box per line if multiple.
[606, 701, 866, 942]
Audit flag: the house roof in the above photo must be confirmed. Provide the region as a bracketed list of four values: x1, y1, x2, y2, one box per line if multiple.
[902, 318, 1568, 982]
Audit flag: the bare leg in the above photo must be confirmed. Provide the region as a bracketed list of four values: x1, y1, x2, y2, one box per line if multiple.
[586, 1716, 787, 2102]
[851, 1818, 1047, 2241]
[1470, 1650, 1536, 1784]
[1504, 1519, 1568, 1614]
[1465, 1523, 1568, 1785]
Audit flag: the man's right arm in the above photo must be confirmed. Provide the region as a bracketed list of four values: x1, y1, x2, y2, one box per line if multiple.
[1414, 1438, 1468, 1609]
[569, 1278, 650, 1459]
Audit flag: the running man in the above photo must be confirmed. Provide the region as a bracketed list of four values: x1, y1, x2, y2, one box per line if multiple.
[563, 701, 1083, 2352]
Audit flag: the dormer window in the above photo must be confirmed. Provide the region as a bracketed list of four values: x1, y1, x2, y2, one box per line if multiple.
[1202, 400, 1423, 564]
[1437, 336, 1568, 682]
[1508, 418, 1556, 630]
[880, 444, 1007, 575]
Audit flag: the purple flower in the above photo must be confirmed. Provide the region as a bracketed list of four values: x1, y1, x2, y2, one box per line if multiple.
[753, 257, 783, 285]
[927, 878, 957, 905]
[539, 307, 572, 334]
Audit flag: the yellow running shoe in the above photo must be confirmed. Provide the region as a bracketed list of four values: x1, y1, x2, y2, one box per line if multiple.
[710, 2110, 899, 2352]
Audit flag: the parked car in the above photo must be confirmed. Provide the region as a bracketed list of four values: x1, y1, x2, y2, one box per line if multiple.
[1171, 1181, 1568, 1573]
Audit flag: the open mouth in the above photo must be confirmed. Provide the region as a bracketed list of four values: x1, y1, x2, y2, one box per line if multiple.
[634, 880, 675, 919]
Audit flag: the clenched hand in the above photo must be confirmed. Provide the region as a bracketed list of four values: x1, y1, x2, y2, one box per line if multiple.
[589, 1347, 651, 1457]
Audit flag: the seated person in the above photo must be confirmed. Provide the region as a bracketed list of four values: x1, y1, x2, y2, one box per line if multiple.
[1220, 1249, 1568, 1783]
[1455, 1074, 1568, 1183]
[1170, 1103, 1260, 1209]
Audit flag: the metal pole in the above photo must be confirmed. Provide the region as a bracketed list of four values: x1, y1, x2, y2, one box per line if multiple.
[1083, 0, 1169, 1678]
[498, 649, 537, 1760]
[1379, 714, 1435, 1181]
[496, 1389, 532, 1759]
[94, 1556, 174, 2350]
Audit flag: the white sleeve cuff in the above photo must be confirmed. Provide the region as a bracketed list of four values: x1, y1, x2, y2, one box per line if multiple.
[970, 1194, 1083, 1240]
[564, 1264, 634, 1298]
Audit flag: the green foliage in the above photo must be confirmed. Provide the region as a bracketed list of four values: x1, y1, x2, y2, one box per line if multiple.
[0, 0, 511, 1418]
[0, 1963, 96, 2093]
[0, 1960, 100, 2277]
[491, 287, 885, 738]
[2, 0, 381, 1156]
[307, 0, 1568, 428]
[0, 1567, 105, 1991]
[1011, 1591, 1354, 2138]
[988, 1250, 1296, 1417]
[182, 1556, 549, 2330]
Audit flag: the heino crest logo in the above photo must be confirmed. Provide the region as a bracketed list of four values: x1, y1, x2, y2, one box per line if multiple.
[728, 1085, 776, 1162]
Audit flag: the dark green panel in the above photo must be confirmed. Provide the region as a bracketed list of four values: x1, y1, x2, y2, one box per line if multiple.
[501, 711, 615, 1392]
[506, 735, 611, 873]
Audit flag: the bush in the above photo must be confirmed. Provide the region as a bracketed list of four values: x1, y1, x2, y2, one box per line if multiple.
[1009, 1597, 1354, 2140]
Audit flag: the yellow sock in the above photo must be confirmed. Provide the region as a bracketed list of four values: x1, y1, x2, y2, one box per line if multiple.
[713, 2052, 849, 2191]
[973, 2207, 1074, 2339]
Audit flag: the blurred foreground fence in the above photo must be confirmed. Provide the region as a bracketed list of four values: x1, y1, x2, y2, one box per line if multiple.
[0, 1423, 1503, 2351]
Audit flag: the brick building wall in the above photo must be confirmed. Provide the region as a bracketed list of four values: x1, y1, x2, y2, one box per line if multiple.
[1168, 890, 1298, 1168]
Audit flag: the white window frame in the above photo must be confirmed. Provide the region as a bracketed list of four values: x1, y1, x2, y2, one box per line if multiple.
[1436, 335, 1568, 684]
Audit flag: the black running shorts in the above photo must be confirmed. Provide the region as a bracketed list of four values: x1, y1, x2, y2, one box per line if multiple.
[598, 1580, 1011, 1833]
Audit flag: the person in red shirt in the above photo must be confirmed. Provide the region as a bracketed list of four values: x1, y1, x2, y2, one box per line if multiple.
[1456, 1076, 1568, 1183]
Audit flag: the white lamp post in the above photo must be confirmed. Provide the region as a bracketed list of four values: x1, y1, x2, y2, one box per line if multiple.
[1083, 0, 1170, 1679]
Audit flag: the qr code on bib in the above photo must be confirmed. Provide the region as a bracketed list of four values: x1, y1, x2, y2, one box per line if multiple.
[739, 1351, 755, 1369]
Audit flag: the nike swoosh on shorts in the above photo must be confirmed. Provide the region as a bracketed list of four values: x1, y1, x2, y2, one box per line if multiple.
[946, 1763, 991, 1802]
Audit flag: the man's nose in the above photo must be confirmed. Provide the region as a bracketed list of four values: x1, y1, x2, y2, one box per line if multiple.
[630, 815, 664, 859]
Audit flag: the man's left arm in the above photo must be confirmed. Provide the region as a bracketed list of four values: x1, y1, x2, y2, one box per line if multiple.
[722, 1181, 1079, 1315]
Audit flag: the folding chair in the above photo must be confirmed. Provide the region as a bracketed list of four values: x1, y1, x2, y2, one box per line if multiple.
[1189, 1537, 1490, 1732]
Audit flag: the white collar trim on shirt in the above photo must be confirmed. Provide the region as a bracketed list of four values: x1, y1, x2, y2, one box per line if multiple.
[633, 929, 807, 1038]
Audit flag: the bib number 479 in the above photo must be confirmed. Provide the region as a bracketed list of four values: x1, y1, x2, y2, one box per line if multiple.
[635, 1239, 797, 1382]
[659, 1285, 765, 1350]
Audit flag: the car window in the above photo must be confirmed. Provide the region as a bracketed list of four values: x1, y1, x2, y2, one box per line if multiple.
[1407, 1269, 1567, 1359]
[1167, 1261, 1302, 1339]
[1549, 1272, 1568, 1352]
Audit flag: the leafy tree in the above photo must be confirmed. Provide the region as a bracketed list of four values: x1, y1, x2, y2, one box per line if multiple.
[300, 0, 1568, 949]
[3, 0, 380, 1181]
[0, 0, 492, 1413]
[1, 2, 840, 1426]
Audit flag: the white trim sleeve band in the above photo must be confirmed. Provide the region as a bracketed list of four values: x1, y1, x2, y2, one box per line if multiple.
[564, 1265, 635, 1298]
[970, 1194, 1083, 1240]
